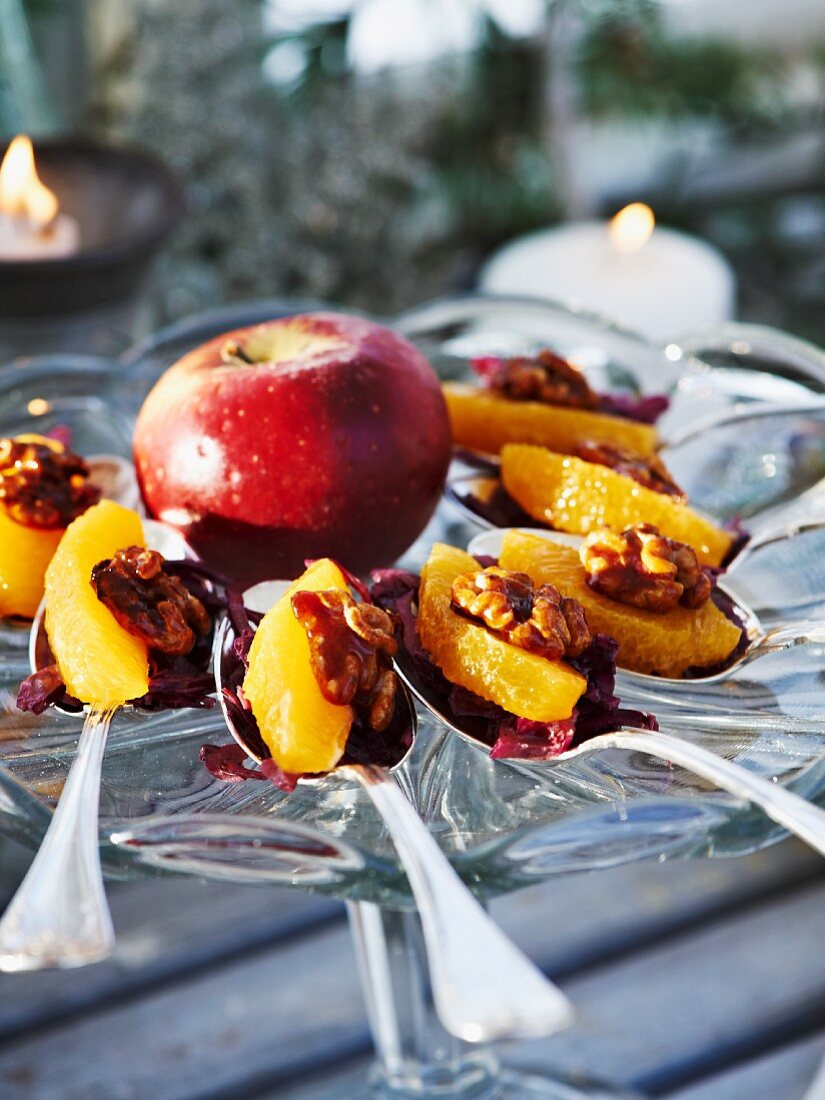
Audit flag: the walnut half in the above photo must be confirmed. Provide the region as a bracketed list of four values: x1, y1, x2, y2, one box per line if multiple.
[451, 567, 592, 660]
[0, 437, 100, 529]
[291, 589, 398, 733]
[91, 547, 212, 655]
[580, 524, 712, 614]
[488, 350, 597, 409]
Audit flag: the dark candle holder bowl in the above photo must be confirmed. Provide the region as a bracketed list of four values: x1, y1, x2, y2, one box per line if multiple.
[0, 135, 184, 357]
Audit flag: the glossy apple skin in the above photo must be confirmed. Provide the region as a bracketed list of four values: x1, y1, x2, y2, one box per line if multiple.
[133, 312, 451, 584]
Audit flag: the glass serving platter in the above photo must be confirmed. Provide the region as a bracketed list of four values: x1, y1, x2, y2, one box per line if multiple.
[0, 293, 824, 912]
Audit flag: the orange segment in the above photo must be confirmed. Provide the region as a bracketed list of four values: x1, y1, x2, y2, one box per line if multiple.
[44, 500, 149, 709]
[443, 382, 659, 457]
[0, 507, 62, 618]
[500, 530, 742, 678]
[501, 444, 734, 567]
[0, 433, 69, 619]
[244, 558, 354, 775]
[418, 542, 586, 721]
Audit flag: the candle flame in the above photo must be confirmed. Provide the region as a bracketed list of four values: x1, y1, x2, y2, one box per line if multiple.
[0, 135, 59, 229]
[609, 203, 655, 254]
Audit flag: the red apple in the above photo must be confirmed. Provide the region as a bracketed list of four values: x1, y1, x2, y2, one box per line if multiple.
[133, 311, 451, 584]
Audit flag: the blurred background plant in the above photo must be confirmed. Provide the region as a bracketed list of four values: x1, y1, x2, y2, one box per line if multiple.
[2, 0, 824, 341]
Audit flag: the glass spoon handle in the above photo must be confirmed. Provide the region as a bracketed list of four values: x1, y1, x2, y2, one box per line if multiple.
[663, 398, 825, 450]
[728, 518, 825, 573]
[749, 620, 825, 658]
[349, 763, 574, 1044]
[675, 324, 825, 390]
[620, 619, 825, 694]
[0, 708, 115, 971]
[588, 729, 825, 857]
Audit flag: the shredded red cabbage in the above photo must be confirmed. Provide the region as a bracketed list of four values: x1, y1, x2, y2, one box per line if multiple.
[45, 425, 74, 448]
[199, 743, 266, 783]
[490, 718, 576, 760]
[597, 393, 670, 424]
[371, 566, 657, 761]
[199, 743, 304, 792]
[471, 356, 504, 382]
[16, 665, 81, 715]
[721, 517, 750, 566]
[459, 483, 538, 529]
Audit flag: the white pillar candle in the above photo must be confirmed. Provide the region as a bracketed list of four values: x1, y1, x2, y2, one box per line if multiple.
[479, 204, 735, 342]
[0, 135, 80, 261]
[0, 211, 80, 261]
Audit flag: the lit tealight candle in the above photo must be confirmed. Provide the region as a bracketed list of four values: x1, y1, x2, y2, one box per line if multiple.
[0, 135, 80, 261]
[480, 203, 735, 342]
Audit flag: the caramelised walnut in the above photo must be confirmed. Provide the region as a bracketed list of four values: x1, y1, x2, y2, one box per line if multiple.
[451, 567, 592, 660]
[580, 524, 712, 614]
[575, 440, 685, 501]
[0, 438, 100, 529]
[488, 350, 597, 410]
[291, 589, 398, 732]
[91, 546, 211, 655]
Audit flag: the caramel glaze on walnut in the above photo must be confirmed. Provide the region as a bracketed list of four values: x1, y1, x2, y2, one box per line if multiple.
[291, 589, 398, 733]
[488, 350, 598, 410]
[451, 567, 592, 661]
[580, 524, 712, 614]
[91, 546, 211, 656]
[575, 440, 686, 501]
[0, 438, 100, 529]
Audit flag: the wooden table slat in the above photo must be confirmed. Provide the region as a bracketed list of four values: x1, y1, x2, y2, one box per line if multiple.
[490, 839, 823, 980]
[666, 1032, 825, 1100]
[502, 881, 825, 1095]
[0, 877, 342, 1040]
[0, 835, 817, 1046]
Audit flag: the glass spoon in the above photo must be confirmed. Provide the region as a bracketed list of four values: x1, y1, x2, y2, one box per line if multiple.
[465, 526, 825, 691]
[662, 398, 825, 450]
[468, 520, 825, 625]
[0, 522, 194, 972]
[447, 397, 825, 539]
[393, 649, 825, 859]
[214, 580, 574, 1044]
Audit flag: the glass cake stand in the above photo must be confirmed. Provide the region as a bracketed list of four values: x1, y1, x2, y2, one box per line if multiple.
[1, 295, 825, 1100]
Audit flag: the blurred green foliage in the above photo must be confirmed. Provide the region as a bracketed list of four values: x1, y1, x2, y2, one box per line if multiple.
[576, 0, 799, 134]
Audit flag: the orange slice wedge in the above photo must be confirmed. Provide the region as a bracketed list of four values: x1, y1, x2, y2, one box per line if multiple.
[443, 382, 659, 457]
[244, 558, 354, 775]
[500, 444, 734, 567]
[44, 500, 149, 709]
[499, 529, 742, 678]
[418, 542, 586, 721]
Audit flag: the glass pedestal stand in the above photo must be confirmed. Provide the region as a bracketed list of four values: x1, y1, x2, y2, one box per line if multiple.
[349, 903, 644, 1100]
[4, 295, 824, 1099]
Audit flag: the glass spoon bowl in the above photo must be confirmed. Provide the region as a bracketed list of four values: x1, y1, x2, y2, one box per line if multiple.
[392, 645, 825, 859]
[214, 580, 574, 1045]
[464, 525, 825, 692]
[445, 397, 825, 542]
